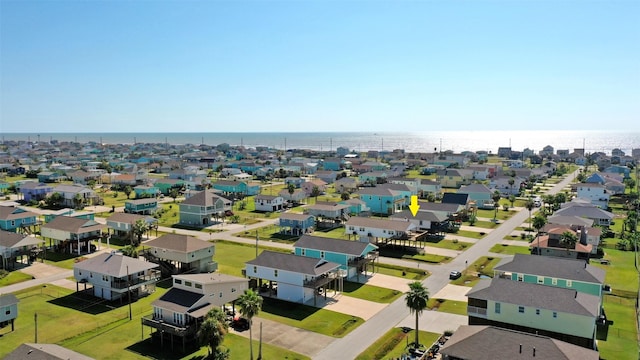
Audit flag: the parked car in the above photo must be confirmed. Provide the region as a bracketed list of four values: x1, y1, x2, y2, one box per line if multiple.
[449, 271, 462, 280]
[232, 317, 249, 331]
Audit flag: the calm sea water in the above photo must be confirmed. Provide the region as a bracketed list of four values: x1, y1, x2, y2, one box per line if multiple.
[3, 131, 639, 155]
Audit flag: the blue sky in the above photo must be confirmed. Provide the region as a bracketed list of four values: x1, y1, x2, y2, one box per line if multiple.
[1, 0, 638, 132]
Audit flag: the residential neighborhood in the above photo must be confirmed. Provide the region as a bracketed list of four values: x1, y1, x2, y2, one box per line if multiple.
[0, 137, 638, 360]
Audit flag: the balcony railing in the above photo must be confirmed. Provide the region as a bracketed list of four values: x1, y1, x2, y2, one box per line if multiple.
[348, 252, 379, 267]
[467, 306, 487, 317]
[111, 270, 161, 290]
[303, 271, 340, 289]
[141, 315, 197, 337]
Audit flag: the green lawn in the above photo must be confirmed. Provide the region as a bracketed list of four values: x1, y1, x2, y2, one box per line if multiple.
[597, 295, 638, 360]
[476, 208, 517, 221]
[0, 270, 33, 286]
[376, 263, 428, 281]
[488, 243, 531, 255]
[43, 252, 89, 270]
[427, 298, 468, 316]
[259, 297, 364, 337]
[342, 281, 402, 303]
[465, 220, 499, 229]
[233, 223, 299, 243]
[379, 246, 451, 264]
[450, 256, 501, 287]
[424, 238, 473, 251]
[594, 246, 639, 296]
[355, 328, 440, 360]
[452, 230, 487, 239]
[213, 240, 291, 277]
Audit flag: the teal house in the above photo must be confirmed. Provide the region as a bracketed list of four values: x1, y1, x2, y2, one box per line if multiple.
[493, 254, 605, 298]
[278, 213, 315, 236]
[125, 198, 159, 215]
[134, 185, 159, 198]
[0, 206, 38, 232]
[293, 235, 378, 281]
[213, 180, 260, 198]
[154, 179, 185, 195]
[357, 186, 406, 215]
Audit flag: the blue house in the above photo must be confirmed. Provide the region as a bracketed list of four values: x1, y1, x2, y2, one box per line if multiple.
[357, 187, 406, 215]
[0, 294, 19, 331]
[37, 171, 63, 183]
[284, 177, 305, 188]
[603, 165, 631, 179]
[0, 206, 39, 232]
[278, 213, 315, 236]
[293, 235, 378, 281]
[19, 182, 53, 202]
[322, 158, 342, 171]
[134, 185, 159, 198]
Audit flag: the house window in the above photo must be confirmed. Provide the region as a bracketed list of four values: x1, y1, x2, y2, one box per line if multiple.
[553, 312, 558, 318]
[495, 302, 501, 314]
[517, 274, 523, 282]
[551, 278, 557, 285]
[90, 272, 93, 278]
[536, 309, 540, 315]
[537, 276, 544, 284]
[231, 288, 236, 293]
[320, 251, 325, 258]
[102, 275, 108, 282]
[220, 292, 223, 297]
[195, 283, 202, 289]
[185, 281, 192, 287]
[518, 306, 525, 313]
[5, 308, 10, 315]
[253, 266, 257, 273]
[175, 279, 182, 285]
[301, 249, 305, 256]
[10, 220, 15, 227]
[274, 270, 278, 277]
[566, 280, 573, 287]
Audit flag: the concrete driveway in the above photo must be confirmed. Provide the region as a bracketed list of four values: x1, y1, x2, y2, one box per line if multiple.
[307, 292, 388, 321]
[432, 284, 471, 302]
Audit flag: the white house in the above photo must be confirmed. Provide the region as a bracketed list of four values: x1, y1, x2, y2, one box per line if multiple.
[576, 183, 610, 209]
[245, 251, 342, 305]
[345, 216, 416, 242]
[73, 252, 160, 301]
[254, 194, 285, 212]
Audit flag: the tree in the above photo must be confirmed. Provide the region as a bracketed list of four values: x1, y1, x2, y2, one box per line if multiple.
[340, 191, 350, 201]
[310, 186, 321, 203]
[131, 219, 149, 246]
[287, 183, 295, 202]
[532, 214, 547, 253]
[508, 177, 515, 195]
[123, 185, 133, 199]
[560, 231, 578, 251]
[508, 195, 516, 209]
[45, 192, 63, 208]
[237, 289, 263, 360]
[120, 245, 138, 258]
[73, 193, 84, 209]
[491, 191, 501, 221]
[553, 192, 567, 211]
[625, 178, 636, 195]
[197, 308, 229, 358]
[542, 194, 554, 215]
[405, 281, 429, 349]
[169, 188, 180, 202]
[525, 198, 535, 230]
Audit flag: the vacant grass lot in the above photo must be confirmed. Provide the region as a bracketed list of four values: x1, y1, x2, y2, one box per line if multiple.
[355, 328, 440, 360]
[450, 256, 501, 287]
[424, 238, 473, 251]
[259, 297, 364, 337]
[427, 298, 467, 316]
[0, 270, 33, 286]
[488, 243, 531, 255]
[376, 263, 428, 280]
[342, 281, 402, 303]
[597, 295, 638, 360]
[476, 208, 517, 221]
[453, 230, 487, 239]
[379, 246, 450, 264]
[233, 223, 299, 243]
[213, 240, 291, 277]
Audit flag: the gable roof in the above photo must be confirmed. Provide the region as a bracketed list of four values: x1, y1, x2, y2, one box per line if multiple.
[467, 278, 599, 317]
[41, 216, 105, 233]
[441, 325, 599, 360]
[4, 343, 94, 360]
[181, 189, 227, 207]
[173, 272, 247, 285]
[152, 287, 204, 314]
[294, 235, 378, 256]
[279, 213, 314, 222]
[554, 205, 614, 220]
[246, 250, 340, 275]
[125, 198, 158, 205]
[0, 206, 38, 221]
[145, 234, 214, 253]
[459, 183, 492, 194]
[417, 201, 464, 213]
[390, 209, 449, 222]
[0, 293, 19, 307]
[494, 254, 605, 284]
[74, 252, 159, 277]
[442, 193, 469, 205]
[107, 212, 155, 225]
[0, 230, 44, 248]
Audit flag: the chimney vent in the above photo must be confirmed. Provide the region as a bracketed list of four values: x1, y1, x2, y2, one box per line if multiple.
[519, 344, 522, 353]
[533, 347, 536, 357]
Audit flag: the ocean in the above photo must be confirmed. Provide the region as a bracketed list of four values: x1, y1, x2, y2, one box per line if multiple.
[2, 130, 639, 155]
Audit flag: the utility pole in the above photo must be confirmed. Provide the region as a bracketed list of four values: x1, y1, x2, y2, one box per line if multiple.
[256, 231, 259, 258]
[127, 265, 132, 320]
[34, 312, 38, 343]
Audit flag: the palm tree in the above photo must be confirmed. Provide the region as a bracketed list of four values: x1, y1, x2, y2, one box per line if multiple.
[197, 308, 229, 358]
[237, 289, 263, 360]
[625, 178, 636, 195]
[508, 177, 515, 195]
[131, 219, 149, 246]
[287, 183, 295, 202]
[123, 185, 133, 199]
[508, 195, 516, 209]
[532, 214, 547, 254]
[310, 186, 321, 203]
[405, 281, 429, 349]
[120, 244, 138, 258]
[560, 231, 578, 252]
[525, 198, 535, 230]
[491, 191, 501, 221]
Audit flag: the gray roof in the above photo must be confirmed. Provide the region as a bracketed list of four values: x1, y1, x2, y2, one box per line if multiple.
[459, 183, 492, 194]
[0, 230, 43, 248]
[145, 234, 214, 253]
[417, 201, 463, 213]
[255, 194, 282, 201]
[294, 235, 377, 256]
[107, 212, 155, 225]
[345, 216, 414, 232]
[0, 293, 19, 307]
[174, 272, 247, 285]
[246, 251, 340, 275]
[74, 252, 159, 278]
[181, 189, 227, 207]
[0, 206, 38, 221]
[125, 198, 158, 205]
[547, 215, 594, 227]
[440, 325, 599, 360]
[279, 212, 314, 221]
[467, 278, 600, 317]
[41, 216, 105, 233]
[554, 204, 614, 220]
[4, 343, 94, 360]
[390, 210, 449, 222]
[494, 254, 605, 284]
[306, 203, 351, 212]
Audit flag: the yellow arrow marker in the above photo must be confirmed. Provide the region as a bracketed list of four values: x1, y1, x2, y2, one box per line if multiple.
[409, 195, 420, 216]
